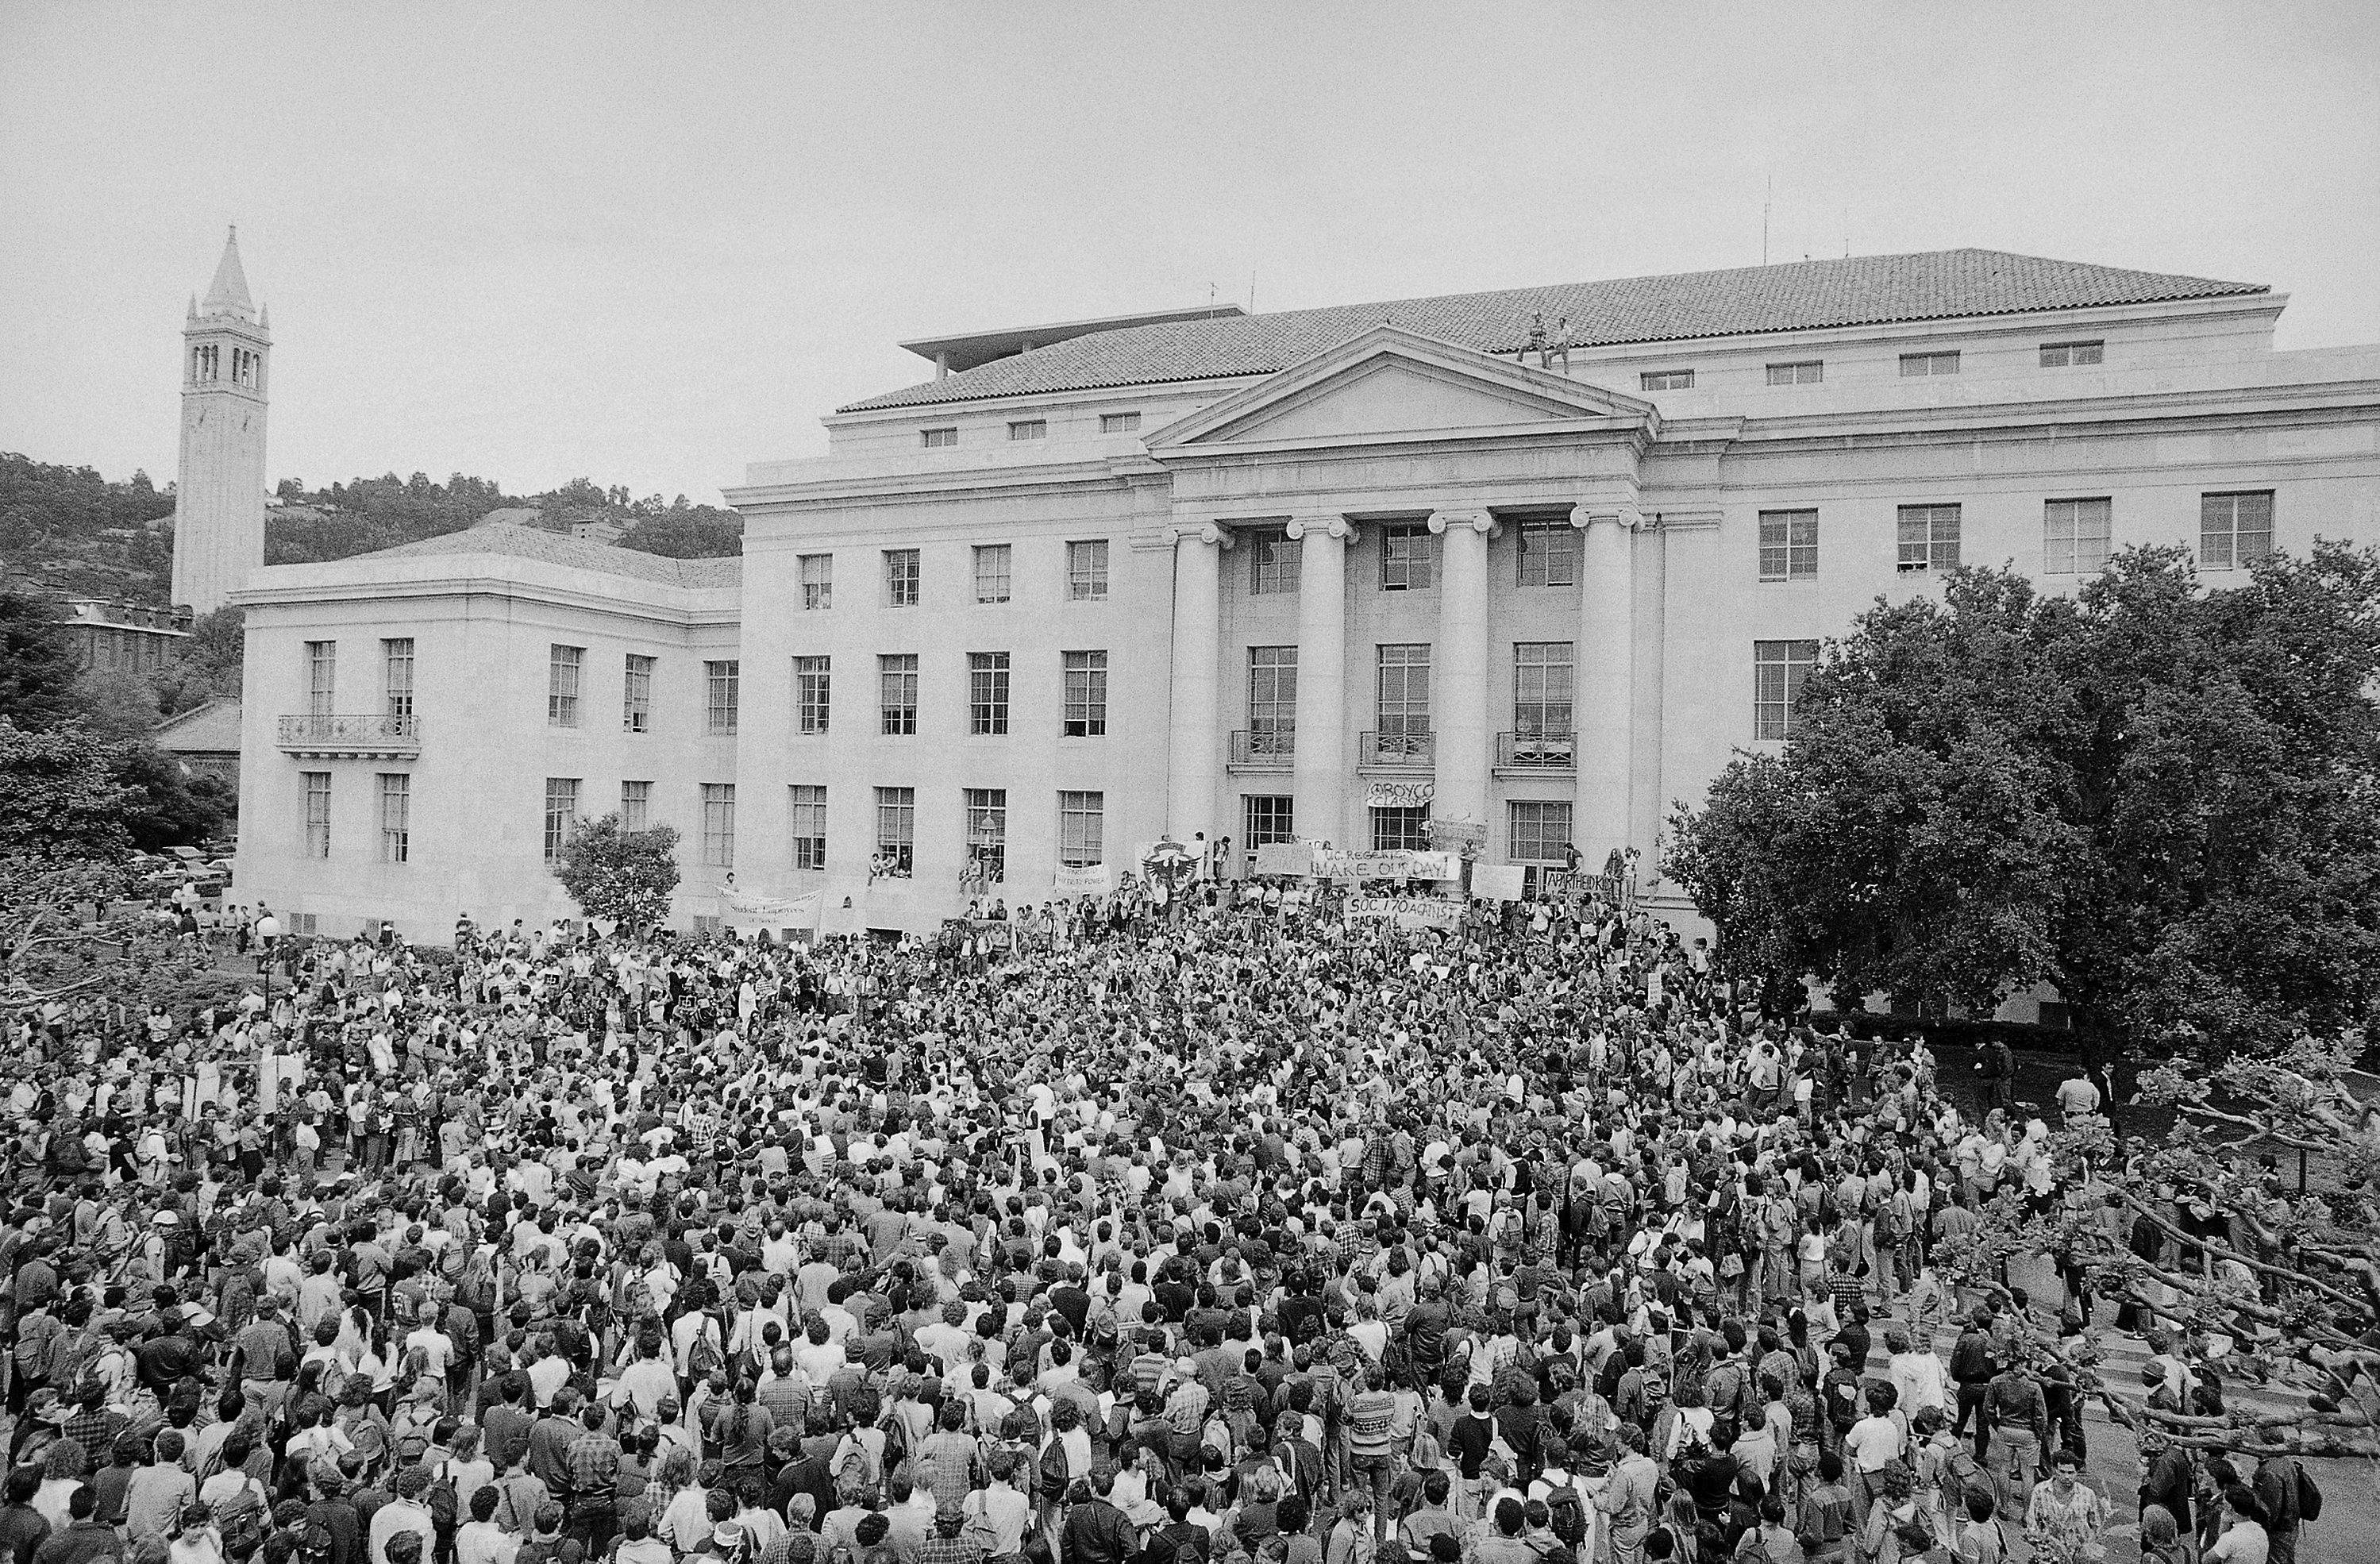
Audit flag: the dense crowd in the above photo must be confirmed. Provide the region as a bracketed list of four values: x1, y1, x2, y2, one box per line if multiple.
[0, 875, 2317, 1564]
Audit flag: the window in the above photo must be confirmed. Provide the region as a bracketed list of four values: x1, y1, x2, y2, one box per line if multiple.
[1899, 351, 1961, 377]
[884, 549, 921, 607]
[302, 772, 331, 859]
[789, 784, 827, 871]
[1509, 800, 1573, 864]
[1513, 642, 1574, 734]
[1377, 644, 1431, 744]
[2043, 498, 2113, 576]
[1063, 650, 1107, 737]
[548, 645, 583, 727]
[1242, 795, 1294, 858]
[620, 780, 652, 831]
[701, 783, 735, 869]
[879, 653, 918, 734]
[622, 653, 654, 733]
[382, 638, 414, 718]
[377, 773, 410, 863]
[704, 660, 740, 736]
[1249, 646, 1297, 752]
[2040, 341, 2104, 368]
[1250, 530, 1300, 595]
[1754, 640, 1821, 740]
[1516, 521, 1578, 587]
[969, 651, 1011, 735]
[965, 788, 1007, 884]
[2201, 491, 2274, 569]
[542, 777, 580, 863]
[1640, 369, 1695, 391]
[1758, 509, 1820, 581]
[1766, 360, 1824, 386]
[1058, 790, 1104, 866]
[874, 786, 915, 876]
[282, 913, 318, 938]
[1896, 504, 1962, 572]
[794, 655, 830, 734]
[1099, 412, 1141, 433]
[306, 640, 337, 718]
[799, 553, 833, 610]
[973, 544, 1012, 604]
[1372, 806, 1431, 851]
[1381, 524, 1434, 591]
[922, 426, 958, 449]
[1067, 540, 1109, 601]
[1007, 419, 1046, 441]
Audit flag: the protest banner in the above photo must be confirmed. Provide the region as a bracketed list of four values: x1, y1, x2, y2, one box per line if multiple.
[1312, 848, 1461, 882]
[1253, 841, 1313, 876]
[1345, 896, 1465, 930]
[1470, 863, 1527, 902]
[1365, 780, 1435, 809]
[1053, 861, 1113, 896]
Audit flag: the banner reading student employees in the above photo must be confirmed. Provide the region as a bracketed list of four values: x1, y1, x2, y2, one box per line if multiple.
[724, 889, 823, 928]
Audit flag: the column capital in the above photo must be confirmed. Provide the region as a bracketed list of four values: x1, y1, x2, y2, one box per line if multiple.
[1284, 515, 1351, 542]
[1165, 521, 1234, 549]
[1427, 509, 1497, 537]
[1566, 504, 1643, 532]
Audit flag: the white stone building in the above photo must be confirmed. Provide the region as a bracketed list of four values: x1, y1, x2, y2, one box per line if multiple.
[228, 249, 2380, 941]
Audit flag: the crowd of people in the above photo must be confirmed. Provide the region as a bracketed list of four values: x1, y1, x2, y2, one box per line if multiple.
[0, 873, 2320, 1564]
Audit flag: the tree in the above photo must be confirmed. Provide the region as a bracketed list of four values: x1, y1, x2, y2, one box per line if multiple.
[551, 812, 681, 931]
[71, 665, 167, 742]
[1665, 545, 2380, 1061]
[0, 719, 133, 861]
[155, 605, 245, 715]
[113, 744, 234, 851]
[0, 589, 81, 730]
[1932, 1035, 2380, 1458]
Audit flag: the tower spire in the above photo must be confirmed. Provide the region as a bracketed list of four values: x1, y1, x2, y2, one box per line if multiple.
[202, 225, 256, 320]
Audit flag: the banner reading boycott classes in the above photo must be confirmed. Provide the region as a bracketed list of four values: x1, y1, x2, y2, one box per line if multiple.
[1345, 896, 1465, 930]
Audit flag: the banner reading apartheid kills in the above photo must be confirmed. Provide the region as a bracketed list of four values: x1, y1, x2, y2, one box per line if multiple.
[1344, 896, 1465, 930]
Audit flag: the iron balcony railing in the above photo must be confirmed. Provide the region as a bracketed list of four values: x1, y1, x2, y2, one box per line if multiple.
[276, 713, 422, 755]
[1360, 729, 1435, 768]
[1228, 728, 1295, 766]
[1496, 728, 1577, 770]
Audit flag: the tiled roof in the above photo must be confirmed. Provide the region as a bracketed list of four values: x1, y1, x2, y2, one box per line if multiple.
[840, 248, 2267, 412]
[355, 524, 741, 589]
[151, 695, 243, 753]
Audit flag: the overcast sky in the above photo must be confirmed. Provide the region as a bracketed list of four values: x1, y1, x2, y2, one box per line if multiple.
[3, 1, 2375, 504]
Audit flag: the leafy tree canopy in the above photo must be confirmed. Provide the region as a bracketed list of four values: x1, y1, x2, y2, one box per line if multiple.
[0, 588, 83, 731]
[0, 720, 134, 862]
[1667, 544, 2380, 1059]
[552, 812, 682, 932]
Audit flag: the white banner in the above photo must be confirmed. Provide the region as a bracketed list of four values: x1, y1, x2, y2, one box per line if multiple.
[1345, 896, 1465, 930]
[1470, 863, 1528, 903]
[1253, 841, 1313, 876]
[1053, 862, 1113, 896]
[723, 890, 822, 928]
[1312, 849, 1462, 882]
[1365, 780, 1435, 808]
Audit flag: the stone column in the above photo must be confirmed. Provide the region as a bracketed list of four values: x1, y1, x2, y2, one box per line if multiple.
[1428, 509, 1496, 834]
[1285, 515, 1351, 849]
[1165, 523, 1230, 841]
[1571, 504, 1639, 862]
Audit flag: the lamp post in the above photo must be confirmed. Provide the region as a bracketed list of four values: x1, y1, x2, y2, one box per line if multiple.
[256, 915, 281, 1014]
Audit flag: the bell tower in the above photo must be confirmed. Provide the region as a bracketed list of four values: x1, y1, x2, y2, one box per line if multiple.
[173, 225, 271, 614]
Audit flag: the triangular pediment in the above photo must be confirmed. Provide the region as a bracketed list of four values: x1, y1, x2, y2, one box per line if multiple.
[1147, 324, 1654, 450]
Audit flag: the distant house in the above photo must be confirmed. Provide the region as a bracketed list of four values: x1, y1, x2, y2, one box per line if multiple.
[61, 596, 191, 674]
[152, 695, 242, 793]
[476, 506, 545, 529]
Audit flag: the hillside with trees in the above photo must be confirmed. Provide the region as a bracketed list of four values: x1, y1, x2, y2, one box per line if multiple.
[0, 453, 741, 608]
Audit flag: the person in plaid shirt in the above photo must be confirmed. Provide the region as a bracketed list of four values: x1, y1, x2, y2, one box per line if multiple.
[560, 1403, 622, 1554]
[918, 1504, 982, 1564]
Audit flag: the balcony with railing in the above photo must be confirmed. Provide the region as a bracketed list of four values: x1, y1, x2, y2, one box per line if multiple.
[1227, 728, 1295, 770]
[1496, 728, 1576, 773]
[1359, 729, 1435, 769]
[276, 712, 422, 759]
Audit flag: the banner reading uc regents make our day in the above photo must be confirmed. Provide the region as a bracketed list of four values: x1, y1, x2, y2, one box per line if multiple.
[1311, 849, 1461, 882]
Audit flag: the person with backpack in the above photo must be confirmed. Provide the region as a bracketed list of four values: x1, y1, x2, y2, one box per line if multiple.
[2248, 1452, 2314, 1564]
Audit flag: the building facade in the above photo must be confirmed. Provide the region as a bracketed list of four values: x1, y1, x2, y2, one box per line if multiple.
[232, 249, 2380, 942]
[174, 227, 270, 615]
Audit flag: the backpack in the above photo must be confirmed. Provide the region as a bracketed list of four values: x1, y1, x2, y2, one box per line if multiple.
[832, 1427, 884, 1500]
[1036, 1433, 1073, 1504]
[12, 1314, 60, 1384]
[214, 1474, 268, 1562]
[1546, 1485, 1588, 1547]
[427, 1459, 461, 1535]
[685, 1313, 726, 1382]
[2291, 1459, 2323, 1523]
